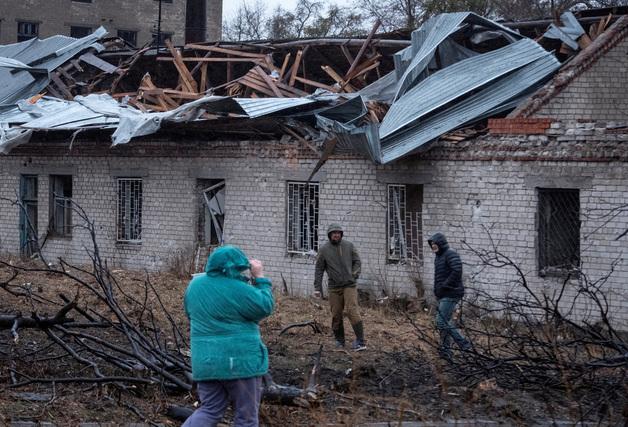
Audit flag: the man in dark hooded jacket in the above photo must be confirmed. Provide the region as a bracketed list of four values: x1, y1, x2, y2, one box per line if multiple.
[313, 223, 365, 351]
[427, 232, 471, 360]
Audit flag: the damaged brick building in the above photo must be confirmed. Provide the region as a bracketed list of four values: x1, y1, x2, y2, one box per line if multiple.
[1, 11, 626, 328]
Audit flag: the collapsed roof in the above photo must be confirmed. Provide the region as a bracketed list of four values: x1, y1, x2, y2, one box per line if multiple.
[0, 10, 622, 162]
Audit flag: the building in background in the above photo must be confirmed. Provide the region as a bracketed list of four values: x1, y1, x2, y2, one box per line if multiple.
[0, 0, 222, 46]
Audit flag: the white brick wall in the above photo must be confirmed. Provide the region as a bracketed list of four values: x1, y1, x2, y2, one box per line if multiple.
[1, 125, 626, 328]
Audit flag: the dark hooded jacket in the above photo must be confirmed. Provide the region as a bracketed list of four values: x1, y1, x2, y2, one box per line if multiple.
[314, 223, 361, 292]
[428, 233, 464, 299]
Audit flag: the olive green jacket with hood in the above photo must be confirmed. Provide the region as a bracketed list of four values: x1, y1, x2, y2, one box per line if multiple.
[314, 223, 361, 292]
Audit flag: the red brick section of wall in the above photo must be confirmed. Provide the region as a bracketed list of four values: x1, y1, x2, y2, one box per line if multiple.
[488, 118, 553, 135]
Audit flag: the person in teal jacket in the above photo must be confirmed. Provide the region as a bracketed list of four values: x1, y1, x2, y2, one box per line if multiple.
[183, 245, 274, 427]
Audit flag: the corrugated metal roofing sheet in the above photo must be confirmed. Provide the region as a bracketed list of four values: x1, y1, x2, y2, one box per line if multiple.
[380, 38, 552, 139]
[234, 97, 315, 118]
[0, 28, 106, 106]
[380, 55, 560, 163]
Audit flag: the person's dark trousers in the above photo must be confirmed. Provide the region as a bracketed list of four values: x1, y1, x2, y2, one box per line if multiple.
[435, 297, 470, 358]
[182, 376, 263, 427]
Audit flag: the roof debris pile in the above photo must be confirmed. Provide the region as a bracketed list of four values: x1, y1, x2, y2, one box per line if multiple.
[0, 10, 622, 161]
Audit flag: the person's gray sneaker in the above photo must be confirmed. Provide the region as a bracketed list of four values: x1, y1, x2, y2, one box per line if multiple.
[351, 340, 367, 351]
[335, 340, 345, 348]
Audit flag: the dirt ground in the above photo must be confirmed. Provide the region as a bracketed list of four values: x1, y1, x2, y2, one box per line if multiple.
[0, 260, 614, 426]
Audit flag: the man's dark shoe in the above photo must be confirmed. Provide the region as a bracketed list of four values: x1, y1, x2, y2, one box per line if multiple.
[351, 340, 367, 351]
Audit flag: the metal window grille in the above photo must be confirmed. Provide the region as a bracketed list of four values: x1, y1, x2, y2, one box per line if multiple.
[49, 175, 72, 237]
[17, 22, 38, 42]
[287, 182, 319, 253]
[388, 184, 423, 262]
[117, 178, 142, 243]
[538, 188, 580, 275]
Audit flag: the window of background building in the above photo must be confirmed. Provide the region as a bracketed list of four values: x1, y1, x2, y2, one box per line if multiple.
[117, 178, 143, 243]
[117, 29, 138, 47]
[72, 0, 93, 3]
[387, 184, 423, 263]
[70, 26, 92, 38]
[49, 175, 73, 237]
[538, 188, 580, 276]
[287, 181, 319, 253]
[17, 21, 39, 42]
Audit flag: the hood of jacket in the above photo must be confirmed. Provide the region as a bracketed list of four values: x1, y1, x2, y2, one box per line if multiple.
[205, 245, 250, 281]
[327, 223, 344, 240]
[428, 232, 449, 255]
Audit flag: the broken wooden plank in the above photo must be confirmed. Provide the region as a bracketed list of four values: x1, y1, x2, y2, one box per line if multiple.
[200, 63, 208, 93]
[254, 66, 283, 98]
[293, 76, 335, 92]
[289, 49, 303, 87]
[238, 76, 278, 97]
[321, 65, 355, 92]
[165, 39, 197, 93]
[343, 19, 381, 81]
[279, 53, 291, 80]
[50, 73, 73, 99]
[185, 44, 268, 58]
[340, 44, 355, 65]
[343, 60, 380, 89]
[242, 70, 307, 97]
[157, 57, 262, 63]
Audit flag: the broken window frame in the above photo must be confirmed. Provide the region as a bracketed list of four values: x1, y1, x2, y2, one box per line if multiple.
[286, 181, 319, 254]
[49, 175, 72, 237]
[387, 184, 423, 263]
[537, 188, 581, 277]
[200, 180, 225, 247]
[116, 178, 143, 244]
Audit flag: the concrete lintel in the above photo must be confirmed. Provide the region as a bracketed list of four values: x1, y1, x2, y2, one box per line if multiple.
[17, 164, 77, 176]
[524, 175, 593, 189]
[376, 170, 432, 184]
[110, 168, 149, 178]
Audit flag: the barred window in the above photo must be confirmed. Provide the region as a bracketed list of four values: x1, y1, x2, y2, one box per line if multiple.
[49, 175, 72, 237]
[538, 188, 580, 276]
[387, 184, 423, 262]
[117, 178, 142, 243]
[70, 26, 92, 38]
[17, 21, 38, 42]
[287, 182, 319, 253]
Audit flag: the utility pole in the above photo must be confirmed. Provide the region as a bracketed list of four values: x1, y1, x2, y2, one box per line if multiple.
[156, 0, 163, 48]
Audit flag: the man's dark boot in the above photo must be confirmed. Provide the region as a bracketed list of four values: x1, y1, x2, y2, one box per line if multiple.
[333, 324, 345, 348]
[351, 322, 366, 351]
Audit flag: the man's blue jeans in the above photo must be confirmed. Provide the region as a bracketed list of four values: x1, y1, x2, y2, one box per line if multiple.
[435, 297, 470, 357]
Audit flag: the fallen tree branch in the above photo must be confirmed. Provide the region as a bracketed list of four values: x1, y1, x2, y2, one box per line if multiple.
[279, 320, 323, 336]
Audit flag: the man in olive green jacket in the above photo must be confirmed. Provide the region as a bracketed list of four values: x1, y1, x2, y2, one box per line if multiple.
[314, 223, 366, 351]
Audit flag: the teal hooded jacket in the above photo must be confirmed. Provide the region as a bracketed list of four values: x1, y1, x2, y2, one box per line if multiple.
[184, 246, 274, 381]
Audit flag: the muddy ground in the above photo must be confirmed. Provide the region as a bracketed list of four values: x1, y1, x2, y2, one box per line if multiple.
[0, 260, 619, 426]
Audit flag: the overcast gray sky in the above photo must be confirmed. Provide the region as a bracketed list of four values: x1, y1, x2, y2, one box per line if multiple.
[222, 0, 344, 20]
